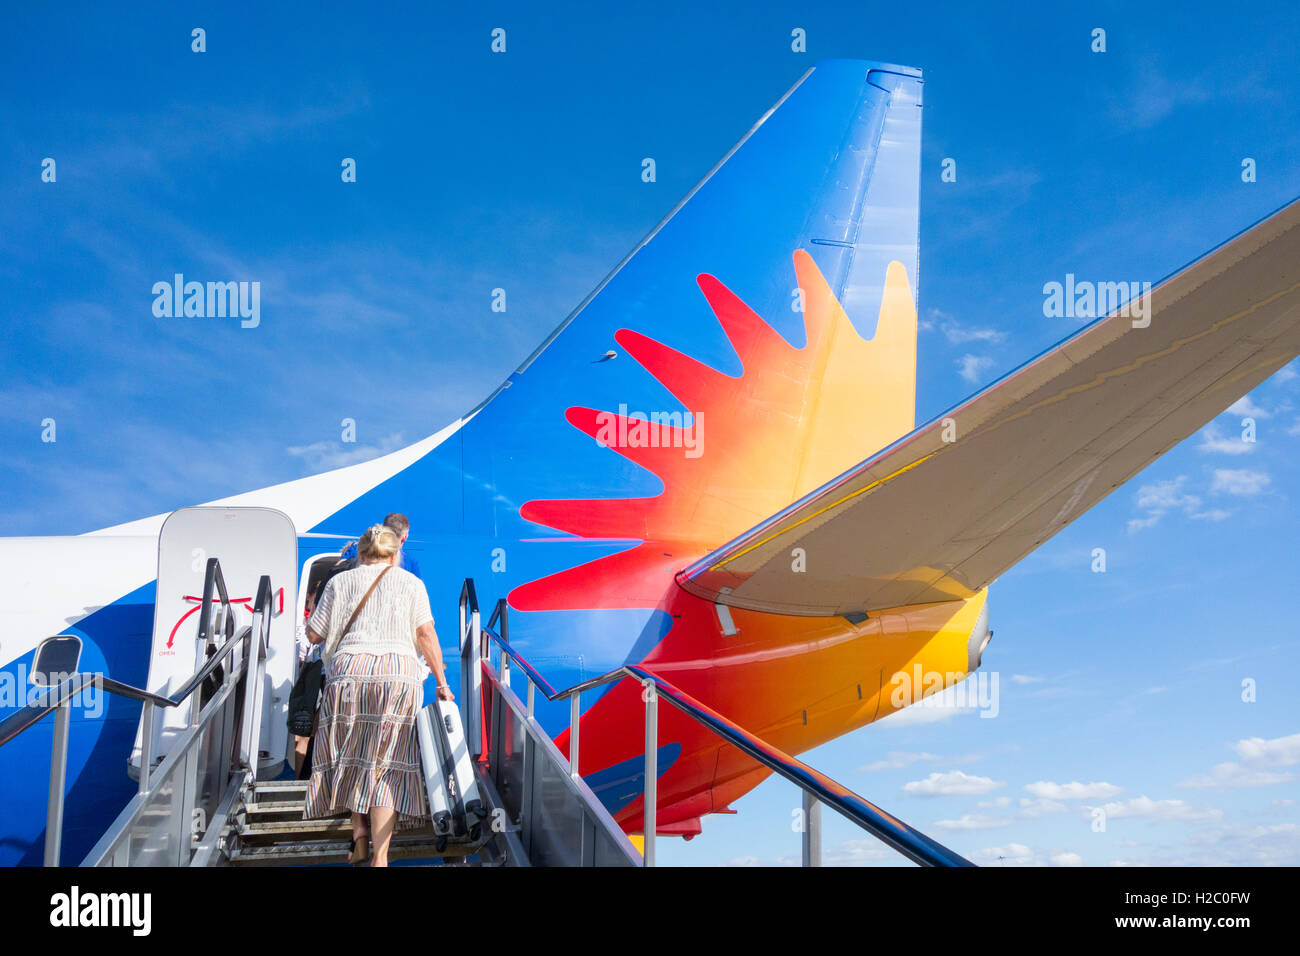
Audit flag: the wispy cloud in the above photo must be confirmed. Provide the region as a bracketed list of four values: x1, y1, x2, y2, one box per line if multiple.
[1085, 796, 1222, 822]
[956, 354, 994, 384]
[1024, 780, 1122, 801]
[1107, 60, 1223, 131]
[1210, 468, 1271, 496]
[726, 838, 897, 867]
[940, 320, 1006, 345]
[934, 813, 1017, 831]
[1226, 396, 1271, 419]
[903, 770, 1004, 797]
[286, 432, 407, 471]
[1128, 475, 1202, 532]
[974, 843, 1084, 867]
[1178, 732, 1300, 789]
[1128, 474, 1245, 532]
[858, 751, 940, 772]
[1196, 423, 1255, 455]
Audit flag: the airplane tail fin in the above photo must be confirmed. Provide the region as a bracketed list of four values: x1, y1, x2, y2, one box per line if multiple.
[315, 60, 924, 613]
[488, 60, 925, 610]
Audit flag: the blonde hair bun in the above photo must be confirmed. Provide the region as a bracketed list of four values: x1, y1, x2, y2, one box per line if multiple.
[358, 523, 401, 560]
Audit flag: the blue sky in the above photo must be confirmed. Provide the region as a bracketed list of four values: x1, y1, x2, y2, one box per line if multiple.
[3, 2, 1299, 865]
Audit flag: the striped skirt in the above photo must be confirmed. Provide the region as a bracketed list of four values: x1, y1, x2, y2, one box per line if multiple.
[304, 651, 429, 821]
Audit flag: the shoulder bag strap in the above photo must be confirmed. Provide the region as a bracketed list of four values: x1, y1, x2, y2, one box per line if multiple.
[341, 565, 391, 637]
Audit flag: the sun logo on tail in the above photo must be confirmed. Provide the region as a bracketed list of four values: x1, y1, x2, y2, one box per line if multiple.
[510, 251, 918, 612]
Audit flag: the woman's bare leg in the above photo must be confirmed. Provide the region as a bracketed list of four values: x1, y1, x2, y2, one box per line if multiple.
[347, 812, 370, 864]
[369, 807, 397, 867]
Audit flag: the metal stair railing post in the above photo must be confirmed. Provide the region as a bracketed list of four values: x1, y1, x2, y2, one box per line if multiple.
[43, 687, 73, 866]
[642, 678, 657, 867]
[802, 791, 821, 866]
[568, 693, 581, 778]
[238, 575, 274, 773]
[459, 579, 483, 758]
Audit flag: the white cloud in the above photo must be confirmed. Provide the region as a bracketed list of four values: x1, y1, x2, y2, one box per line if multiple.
[1178, 765, 1296, 789]
[934, 813, 1016, 831]
[1024, 780, 1123, 801]
[286, 432, 406, 470]
[1009, 674, 1043, 685]
[942, 322, 1006, 345]
[1018, 797, 1069, 817]
[1136, 476, 1199, 512]
[1233, 732, 1300, 766]
[1196, 424, 1254, 455]
[1087, 796, 1222, 822]
[1178, 732, 1300, 789]
[724, 839, 895, 867]
[859, 751, 940, 772]
[1128, 475, 1200, 532]
[1226, 396, 1270, 419]
[975, 842, 1034, 863]
[903, 770, 1004, 797]
[974, 843, 1084, 866]
[1210, 468, 1270, 496]
[956, 354, 995, 384]
[1177, 822, 1300, 866]
[1129, 469, 1265, 530]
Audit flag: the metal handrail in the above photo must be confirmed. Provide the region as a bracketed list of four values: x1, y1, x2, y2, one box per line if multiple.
[461, 579, 973, 867]
[195, 555, 235, 647]
[461, 589, 639, 865]
[485, 598, 557, 698]
[0, 558, 240, 749]
[86, 569, 276, 867]
[0, 558, 260, 865]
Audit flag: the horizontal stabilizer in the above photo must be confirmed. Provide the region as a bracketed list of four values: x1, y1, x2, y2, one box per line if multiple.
[681, 198, 1300, 615]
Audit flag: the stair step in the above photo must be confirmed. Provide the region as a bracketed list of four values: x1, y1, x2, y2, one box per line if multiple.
[239, 814, 448, 843]
[247, 781, 309, 802]
[240, 818, 351, 842]
[243, 801, 310, 823]
[230, 834, 480, 867]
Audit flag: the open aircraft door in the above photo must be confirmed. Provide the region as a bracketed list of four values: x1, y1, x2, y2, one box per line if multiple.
[131, 507, 298, 780]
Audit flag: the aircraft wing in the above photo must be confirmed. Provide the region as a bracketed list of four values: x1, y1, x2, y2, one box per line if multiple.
[679, 198, 1300, 616]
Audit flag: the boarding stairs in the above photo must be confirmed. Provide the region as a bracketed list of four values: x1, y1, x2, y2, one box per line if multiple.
[0, 506, 972, 867]
[224, 780, 492, 867]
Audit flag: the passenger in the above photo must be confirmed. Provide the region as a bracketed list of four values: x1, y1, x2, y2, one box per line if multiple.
[303, 524, 453, 867]
[312, 542, 359, 607]
[341, 513, 422, 580]
[291, 590, 320, 776]
[293, 548, 358, 780]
